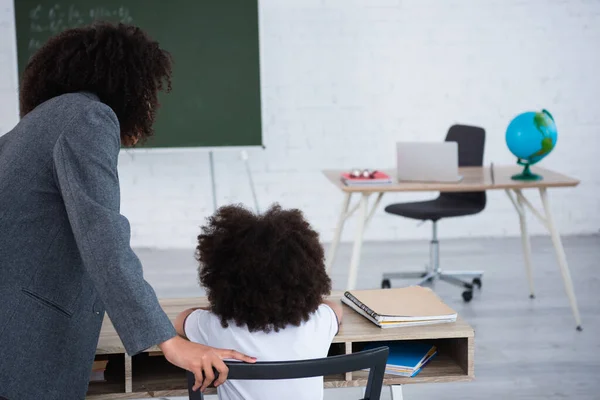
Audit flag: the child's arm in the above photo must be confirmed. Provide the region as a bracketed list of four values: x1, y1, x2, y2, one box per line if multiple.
[323, 299, 344, 326]
[174, 307, 210, 338]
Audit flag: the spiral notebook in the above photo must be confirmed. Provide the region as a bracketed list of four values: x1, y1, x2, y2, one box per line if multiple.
[341, 286, 457, 327]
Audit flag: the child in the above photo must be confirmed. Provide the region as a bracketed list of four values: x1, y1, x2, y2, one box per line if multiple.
[175, 204, 343, 400]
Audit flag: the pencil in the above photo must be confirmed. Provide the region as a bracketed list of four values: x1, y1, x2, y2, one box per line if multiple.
[490, 162, 495, 184]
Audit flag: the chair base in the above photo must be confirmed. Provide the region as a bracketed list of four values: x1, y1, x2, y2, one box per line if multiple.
[382, 269, 483, 302]
[380, 221, 483, 302]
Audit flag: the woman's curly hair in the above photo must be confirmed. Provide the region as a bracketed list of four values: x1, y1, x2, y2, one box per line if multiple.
[19, 21, 172, 145]
[197, 203, 332, 333]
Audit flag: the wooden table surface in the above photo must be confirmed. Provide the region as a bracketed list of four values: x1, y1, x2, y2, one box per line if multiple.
[322, 166, 579, 193]
[96, 293, 474, 355]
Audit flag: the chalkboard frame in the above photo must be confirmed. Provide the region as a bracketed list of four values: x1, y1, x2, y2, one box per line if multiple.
[14, 0, 265, 150]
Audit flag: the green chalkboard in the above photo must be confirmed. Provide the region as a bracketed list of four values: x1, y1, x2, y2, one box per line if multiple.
[14, 0, 263, 148]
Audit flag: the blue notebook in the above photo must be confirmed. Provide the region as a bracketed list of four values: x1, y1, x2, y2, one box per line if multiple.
[363, 341, 437, 377]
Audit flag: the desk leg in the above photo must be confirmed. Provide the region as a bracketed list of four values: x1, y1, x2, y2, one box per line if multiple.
[326, 192, 353, 274]
[506, 189, 536, 298]
[125, 354, 132, 393]
[515, 190, 536, 298]
[539, 188, 583, 330]
[347, 193, 370, 290]
[390, 385, 403, 400]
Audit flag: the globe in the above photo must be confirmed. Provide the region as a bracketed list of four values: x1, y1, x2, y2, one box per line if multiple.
[505, 109, 557, 181]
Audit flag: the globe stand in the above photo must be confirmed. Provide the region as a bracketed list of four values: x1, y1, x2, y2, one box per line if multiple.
[511, 161, 542, 181]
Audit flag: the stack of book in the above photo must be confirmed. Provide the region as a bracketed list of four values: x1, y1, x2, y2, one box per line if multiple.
[363, 341, 437, 377]
[89, 360, 109, 383]
[340, 171, 392, 186]
[340, 286, 457, 328]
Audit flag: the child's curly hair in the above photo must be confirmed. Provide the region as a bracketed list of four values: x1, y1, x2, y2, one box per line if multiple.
[19, 21, 172, 146]
[196, 204, 332, 333]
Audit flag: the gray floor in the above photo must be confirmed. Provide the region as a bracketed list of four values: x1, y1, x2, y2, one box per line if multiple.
[135, 234, 600, 399]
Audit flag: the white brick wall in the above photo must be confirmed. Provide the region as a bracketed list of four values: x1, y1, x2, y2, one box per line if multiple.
[1, 0, 599, 248]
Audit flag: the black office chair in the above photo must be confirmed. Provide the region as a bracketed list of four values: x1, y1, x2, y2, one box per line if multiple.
[187, 346, 389, 400]
[381, 125, 486, 302]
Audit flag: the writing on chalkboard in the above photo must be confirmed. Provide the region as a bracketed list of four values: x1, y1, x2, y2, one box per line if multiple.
[27, 4, 133, 56]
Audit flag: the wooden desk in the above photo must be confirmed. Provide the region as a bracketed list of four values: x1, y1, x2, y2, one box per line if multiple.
[323, 165, 582, 329]
[88, 294, 474, 399]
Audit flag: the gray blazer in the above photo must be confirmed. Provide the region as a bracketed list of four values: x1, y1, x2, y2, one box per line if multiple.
[0, 92, 176, 399]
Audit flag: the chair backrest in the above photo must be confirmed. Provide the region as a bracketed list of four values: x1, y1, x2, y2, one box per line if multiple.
[440, 124, 487, 208]
[187, 346, 389, 400]
[445, 124, 485, 167]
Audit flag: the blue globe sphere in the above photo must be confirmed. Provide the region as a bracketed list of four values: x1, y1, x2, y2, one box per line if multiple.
[506, 110, 557, 166]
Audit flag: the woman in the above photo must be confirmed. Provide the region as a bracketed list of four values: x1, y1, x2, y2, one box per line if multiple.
[0, 22, 254, 400]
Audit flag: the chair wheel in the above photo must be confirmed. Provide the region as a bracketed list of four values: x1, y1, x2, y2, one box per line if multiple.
[462, 290, 473, 302]
[381, 279, 391, 289]
[472, 278, 482, 289]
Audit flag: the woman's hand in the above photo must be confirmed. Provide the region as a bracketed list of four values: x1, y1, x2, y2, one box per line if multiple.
[159, 336, 256, 392]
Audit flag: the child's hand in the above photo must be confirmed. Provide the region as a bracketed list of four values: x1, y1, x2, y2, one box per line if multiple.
[160, 336, 256, 392]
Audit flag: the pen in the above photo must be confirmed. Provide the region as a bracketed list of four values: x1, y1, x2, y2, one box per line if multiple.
[490, 162, 495, 185]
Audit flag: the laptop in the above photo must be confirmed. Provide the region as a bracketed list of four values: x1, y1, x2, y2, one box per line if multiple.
[396, 142, 463, 182]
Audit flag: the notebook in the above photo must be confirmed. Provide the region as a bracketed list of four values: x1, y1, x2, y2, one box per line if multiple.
[341, 286, 457, 324]
[342, 298, 455, 329]
[362, 341, 438, 377]
[340, 171, 392, 186]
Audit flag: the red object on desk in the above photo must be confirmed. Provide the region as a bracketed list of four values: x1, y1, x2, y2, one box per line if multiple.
[341, 171, 392, 186]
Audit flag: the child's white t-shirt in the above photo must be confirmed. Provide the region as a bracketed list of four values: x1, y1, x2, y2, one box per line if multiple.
[184, 304, 339, 400]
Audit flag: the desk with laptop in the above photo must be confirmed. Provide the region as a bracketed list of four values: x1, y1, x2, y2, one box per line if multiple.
[324, 125, 582, 331]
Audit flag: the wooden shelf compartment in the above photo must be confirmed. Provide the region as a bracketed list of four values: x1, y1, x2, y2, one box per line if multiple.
[88, 296, 475, 399]
[87, 336, 472, 399]
[346, 337, 474, 386]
